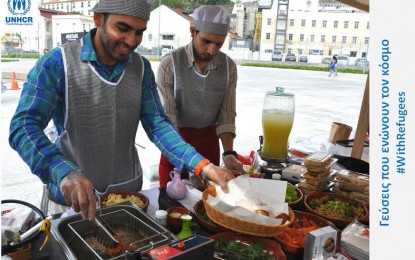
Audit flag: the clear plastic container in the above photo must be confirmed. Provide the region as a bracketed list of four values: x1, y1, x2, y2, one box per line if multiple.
[155, 210, 167, 226]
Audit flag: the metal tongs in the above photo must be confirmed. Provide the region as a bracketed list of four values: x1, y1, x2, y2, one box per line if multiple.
[94, 192, 120, 248]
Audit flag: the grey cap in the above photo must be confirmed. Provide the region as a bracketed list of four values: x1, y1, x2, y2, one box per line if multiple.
[91, 0, 153, 21]
[191, 5, 230, 36]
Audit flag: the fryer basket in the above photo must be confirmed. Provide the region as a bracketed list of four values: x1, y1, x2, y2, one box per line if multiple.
[51, 204, 174, 260]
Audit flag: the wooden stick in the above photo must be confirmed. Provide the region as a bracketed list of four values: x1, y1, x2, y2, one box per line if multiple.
[351, 73, 369, 159]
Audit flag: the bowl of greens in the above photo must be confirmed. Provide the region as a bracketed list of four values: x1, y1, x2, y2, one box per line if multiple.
[286, 183, 304, 210]
[210, 232, 287, 260]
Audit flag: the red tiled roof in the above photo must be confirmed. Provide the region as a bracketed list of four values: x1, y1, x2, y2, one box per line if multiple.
[39, 7, 70, 19]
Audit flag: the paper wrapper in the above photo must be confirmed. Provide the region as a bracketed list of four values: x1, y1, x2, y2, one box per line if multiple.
[206, 175, 289, 226]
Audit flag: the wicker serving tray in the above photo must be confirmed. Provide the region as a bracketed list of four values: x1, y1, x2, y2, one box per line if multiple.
[202, 186, 295, 237]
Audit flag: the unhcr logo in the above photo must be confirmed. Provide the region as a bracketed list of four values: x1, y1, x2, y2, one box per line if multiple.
[5, 0, 33, 25]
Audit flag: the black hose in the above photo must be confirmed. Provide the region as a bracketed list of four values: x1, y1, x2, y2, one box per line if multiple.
[1, 199, 46, 254]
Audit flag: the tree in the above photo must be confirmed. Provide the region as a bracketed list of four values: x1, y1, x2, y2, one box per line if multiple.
[198, 0, 231, 5]
[151, 0, 187, 11]
[153, 0, 233, 13]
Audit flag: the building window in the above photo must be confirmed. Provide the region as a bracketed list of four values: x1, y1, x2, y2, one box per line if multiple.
[162, 34, 174, 40]
[287, 48, 292, 54]
[332, 36, 336, 43]
[301, 19, 306, 26]
[352, 36, 357, 43]
[354, 21, 359, 29]
[322, 20, 327, 28]
[265, 49, 273, 53]
[334, 21, 338, 28]
[73, 3, 75, 7]
[321, 35, 325, 42]
[300, 34, 304, 41]
[367, 22, 370, 29]
[344, 21, 349, 28]
[364, 37, 369, 44]
[288, 34, 293, 41]
[310, 34, 315, 42]
[266, 33, 270, 39]
[298, 49, 303, 54]
[312, 20, 316, 27]
[267, 18, 271, 25]
[88, 1, 91, 7]
[342, 36, 347, 43]
[290, 19, 294, 26]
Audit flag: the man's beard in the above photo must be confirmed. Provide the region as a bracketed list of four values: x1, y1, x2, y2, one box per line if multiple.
[195, 51, 213, 63]
[100, 24, 130, 62]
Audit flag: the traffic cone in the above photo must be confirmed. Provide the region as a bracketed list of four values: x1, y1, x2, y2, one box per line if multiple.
[10, 72, 20, 90]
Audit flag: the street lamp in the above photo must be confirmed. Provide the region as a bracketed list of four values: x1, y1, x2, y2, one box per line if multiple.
[157, 0, 161, 59]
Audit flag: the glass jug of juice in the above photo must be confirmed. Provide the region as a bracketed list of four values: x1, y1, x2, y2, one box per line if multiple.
[261, 87, 295, 160]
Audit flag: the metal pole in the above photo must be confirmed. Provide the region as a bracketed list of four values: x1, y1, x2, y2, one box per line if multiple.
[157, 0, 161, 59]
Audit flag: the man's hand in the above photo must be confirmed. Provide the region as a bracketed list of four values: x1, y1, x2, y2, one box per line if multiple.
[60, 170, 96, 220]
[204, 165, 235, 193]
[223, 155, 244, 175]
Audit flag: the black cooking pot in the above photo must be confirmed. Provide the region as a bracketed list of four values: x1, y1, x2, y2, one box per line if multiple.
[333, 154, 369, 174]
[1, 199, 46, 255]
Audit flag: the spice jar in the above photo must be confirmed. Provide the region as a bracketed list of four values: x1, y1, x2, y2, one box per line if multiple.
[155, 210, 168, 226]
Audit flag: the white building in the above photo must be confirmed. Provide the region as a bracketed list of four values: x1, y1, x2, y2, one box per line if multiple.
[142, 5, 192, 52]
[41, 0, 98, 16]
[241, 0, 370, 62]
[51, 14, 94, 47]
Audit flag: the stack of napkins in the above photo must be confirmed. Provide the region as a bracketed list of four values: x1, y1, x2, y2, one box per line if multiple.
[206, 175, 289, 225]
[341, 221, 369, 260]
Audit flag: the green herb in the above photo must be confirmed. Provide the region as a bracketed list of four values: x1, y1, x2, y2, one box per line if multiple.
[215, 237, 276, 260]
[200, 210, 214, 223]
[285, 185, 299, 203]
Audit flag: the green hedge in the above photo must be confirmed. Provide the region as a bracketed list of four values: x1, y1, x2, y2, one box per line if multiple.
[2, 54, 40, 59]
[241, 62, 368, 74]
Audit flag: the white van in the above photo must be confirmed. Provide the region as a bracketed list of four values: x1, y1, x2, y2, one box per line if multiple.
[272, 51, 283, 61]
[336, 55, 350, 66]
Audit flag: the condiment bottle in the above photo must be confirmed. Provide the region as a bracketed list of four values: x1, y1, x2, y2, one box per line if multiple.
[177, 214, 193, 239]
[166, 168, 187, 200]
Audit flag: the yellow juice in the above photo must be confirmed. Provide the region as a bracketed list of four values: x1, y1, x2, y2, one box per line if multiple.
[261, 109, 294, 159]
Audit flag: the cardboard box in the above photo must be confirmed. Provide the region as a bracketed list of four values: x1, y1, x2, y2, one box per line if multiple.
[1, 207, 36, 234]
[304, 226, 338, 260]
[304, 229, 325, 260]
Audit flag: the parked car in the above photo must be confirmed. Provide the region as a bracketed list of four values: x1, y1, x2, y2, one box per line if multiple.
[161, 48, 172, 56]
[336, 55, 350, 66]
[321, 57, 332, 64]
[355, 58, 369, 68]
[299, 55, 308, 62]
[285, 53, 297, 62]
[271, 51, 283, 61]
